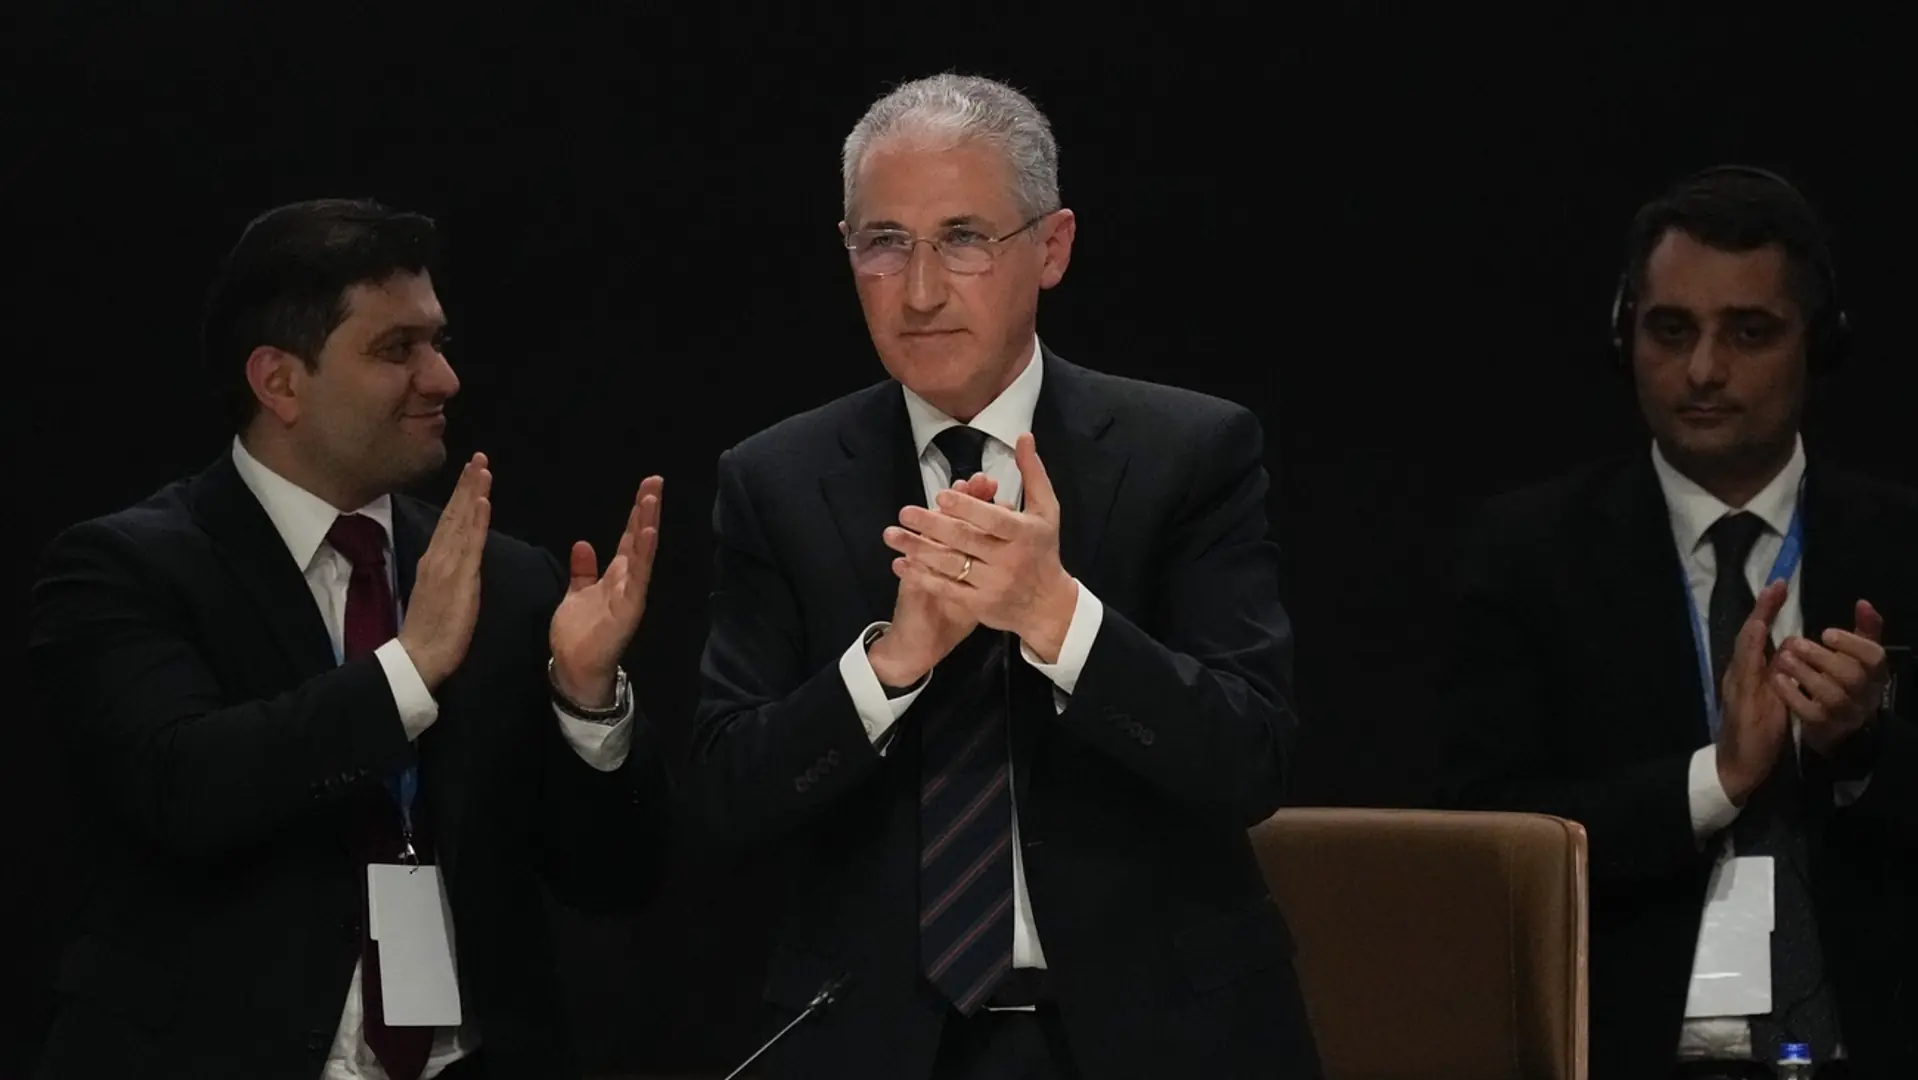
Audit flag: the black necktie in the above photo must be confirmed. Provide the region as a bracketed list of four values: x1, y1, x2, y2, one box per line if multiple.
[1704, 512, 1840, 1061]
[934, 425, 989, 488]
[1705, 512, 1765, 695]
[918, 425, 1014, 1015]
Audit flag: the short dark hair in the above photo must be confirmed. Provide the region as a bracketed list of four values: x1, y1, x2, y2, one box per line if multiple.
[202, 198, 438, 429]
[1621, 168, 1835, 330]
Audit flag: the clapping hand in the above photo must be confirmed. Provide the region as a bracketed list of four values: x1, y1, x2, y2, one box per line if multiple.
[549, 476, 664, 708]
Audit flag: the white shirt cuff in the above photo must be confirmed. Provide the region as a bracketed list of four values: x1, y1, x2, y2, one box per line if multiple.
[553, 701, 635, 772]
[1020, 579, 1102, 712]
[840, 622, 928, 754]
[1687, 744, 1741, 844]
[376, 638, 440, 741]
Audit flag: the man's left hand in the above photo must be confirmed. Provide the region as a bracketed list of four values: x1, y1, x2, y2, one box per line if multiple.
[550, 476, 664, 708]
[1773, 599, 1889, 756]
[886, 434, 1077, 663]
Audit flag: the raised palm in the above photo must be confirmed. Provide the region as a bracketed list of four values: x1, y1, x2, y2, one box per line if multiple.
[549, 476, 663, 706]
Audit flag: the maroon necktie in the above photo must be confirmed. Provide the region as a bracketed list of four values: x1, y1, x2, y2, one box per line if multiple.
[327, 514, 433, 1080]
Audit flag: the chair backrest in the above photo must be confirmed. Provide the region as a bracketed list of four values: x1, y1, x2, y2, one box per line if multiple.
[1250, 808, 1588, 1080]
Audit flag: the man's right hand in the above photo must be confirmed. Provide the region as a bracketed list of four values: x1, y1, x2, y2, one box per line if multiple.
[1716, 579, 1792, 805]
[397, 453, 492, 690]
[868, 474, 997, 689]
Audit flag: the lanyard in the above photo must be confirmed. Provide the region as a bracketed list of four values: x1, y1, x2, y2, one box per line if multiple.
[326, 651, 420, 863]
[1682, 491, 1805, 735]
[323, 557, 421, 864]
[387, 767, 420, 864]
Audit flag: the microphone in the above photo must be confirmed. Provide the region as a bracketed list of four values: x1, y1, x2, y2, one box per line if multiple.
[721, 973, 851, 1080]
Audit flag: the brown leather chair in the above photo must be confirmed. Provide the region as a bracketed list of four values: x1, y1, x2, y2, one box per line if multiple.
[1251, 808, 1588, 1080]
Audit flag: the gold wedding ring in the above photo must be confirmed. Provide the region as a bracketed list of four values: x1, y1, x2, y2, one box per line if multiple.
[956, 555, 974, 583]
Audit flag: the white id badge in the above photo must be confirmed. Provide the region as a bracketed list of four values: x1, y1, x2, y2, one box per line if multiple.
[1683, 854, 1774, 1017]
[367, 864, 463, 1026]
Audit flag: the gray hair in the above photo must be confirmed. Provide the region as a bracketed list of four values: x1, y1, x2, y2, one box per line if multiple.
[841, 73, 1060, 221]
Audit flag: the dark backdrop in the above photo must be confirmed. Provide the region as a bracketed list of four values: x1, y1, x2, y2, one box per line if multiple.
[7, 8, 1913, 1076]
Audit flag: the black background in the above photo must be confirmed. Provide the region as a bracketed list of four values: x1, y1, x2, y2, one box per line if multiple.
[7, 8, 1912, 1076]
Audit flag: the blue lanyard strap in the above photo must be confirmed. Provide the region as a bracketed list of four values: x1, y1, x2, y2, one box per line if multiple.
[1683, 490, 1805, 735]
[386, 766, 419, 863]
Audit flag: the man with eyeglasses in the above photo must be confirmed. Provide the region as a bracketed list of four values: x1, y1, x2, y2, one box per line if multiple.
[685, 74, 1320, 1080]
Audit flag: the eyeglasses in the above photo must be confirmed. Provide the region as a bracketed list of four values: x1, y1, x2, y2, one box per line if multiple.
[843, 213, 1052, 277]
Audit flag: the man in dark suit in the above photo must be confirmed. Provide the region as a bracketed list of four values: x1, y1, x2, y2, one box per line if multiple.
[685, 74, 1319, 1080]
[1442, 167, 1918, 1080]
[28, 199, 672, 1079]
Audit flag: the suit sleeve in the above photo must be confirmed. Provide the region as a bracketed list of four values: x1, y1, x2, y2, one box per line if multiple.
[1053, 407, 1300, 826]
[1437, 507, 1706, 885]
[1828, 709, 1918, 850]
[27, 519, 417, 860]
[530, 549, 674, 913]
[682, 449, 888, 854]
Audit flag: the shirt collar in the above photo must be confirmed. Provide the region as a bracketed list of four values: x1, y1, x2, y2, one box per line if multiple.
[901, 334, 1043, 458]
[230, 435, 395, 571]
[1650, 434, 1806, 554]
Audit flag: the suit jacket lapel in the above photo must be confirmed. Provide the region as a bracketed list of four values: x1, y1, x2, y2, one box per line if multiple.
[1015, 352, 1128, 804]
[1799, 460, 1876, 641]
[820, 385, 927, 623]
[389, 492, 473, 877]
[187, 454, 338, 682]
[1590, 454, 1715, 746]
[1030, 350, 1127, 593]
[392, 495, 431, 609]
[1793, 460, 1883, 818]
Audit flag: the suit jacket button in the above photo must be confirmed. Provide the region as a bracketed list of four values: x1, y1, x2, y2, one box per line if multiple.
[1139, 727, 1156, 746]
[307, 1029, 331, 1051]
[794, 776, 812, 794]
[826, 749, 841, 766]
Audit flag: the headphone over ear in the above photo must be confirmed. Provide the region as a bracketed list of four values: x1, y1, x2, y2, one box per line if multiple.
[1609, 163, 1850, 374]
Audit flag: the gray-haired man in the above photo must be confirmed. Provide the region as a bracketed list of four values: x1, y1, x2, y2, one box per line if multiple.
[685, 73, 1320, 1080]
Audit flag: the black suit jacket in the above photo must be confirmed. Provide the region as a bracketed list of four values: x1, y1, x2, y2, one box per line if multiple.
[27, 453, 672, 1080]
[1440, 451, 1918, 1080]
[685, 350, 1319, 1080]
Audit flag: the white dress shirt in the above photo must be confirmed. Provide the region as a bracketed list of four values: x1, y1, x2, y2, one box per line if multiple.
[230, 437, 634, 1080]
[1656, 436, 1860, 1061]
[834, 336, 1106, 975]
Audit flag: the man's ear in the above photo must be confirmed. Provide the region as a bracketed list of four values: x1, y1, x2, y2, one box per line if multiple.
[1039, 209, 1075, 289]
[245, 345, 306, 426]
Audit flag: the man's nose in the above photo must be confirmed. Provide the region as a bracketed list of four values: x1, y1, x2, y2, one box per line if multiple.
[1685, 334, 1729, 389]
[417, 347, 460, 399]
[903, 241, 948, 313]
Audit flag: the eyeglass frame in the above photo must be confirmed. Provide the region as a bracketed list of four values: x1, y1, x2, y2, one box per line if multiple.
[841, 211, 1058, 277]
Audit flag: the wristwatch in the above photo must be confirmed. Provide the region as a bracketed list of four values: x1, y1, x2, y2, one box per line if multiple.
[548, 659, 631, 723]
[1826, 709, 1886, 780]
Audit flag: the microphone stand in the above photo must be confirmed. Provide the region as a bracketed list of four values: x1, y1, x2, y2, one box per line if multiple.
[721, 974, 850, 1080]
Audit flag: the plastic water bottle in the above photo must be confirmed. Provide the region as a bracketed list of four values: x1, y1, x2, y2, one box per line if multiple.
[1776, 1042, 1813, 1080]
